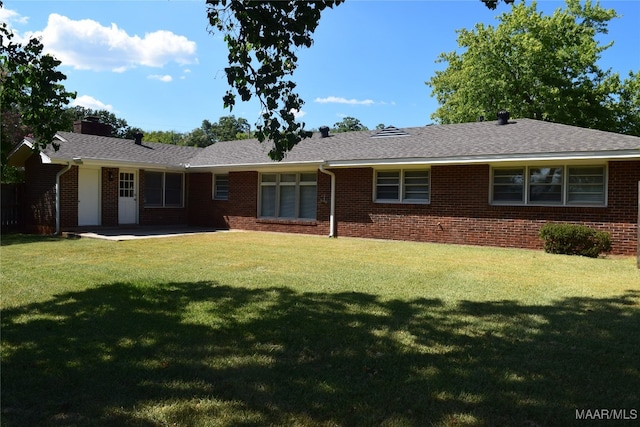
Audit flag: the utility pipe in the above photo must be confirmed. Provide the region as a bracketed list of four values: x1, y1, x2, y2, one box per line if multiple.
[319, 164, 336, 238]
[55, 162, 72, 235]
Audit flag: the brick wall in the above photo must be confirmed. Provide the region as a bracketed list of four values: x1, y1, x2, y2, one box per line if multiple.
[59, 165, 78, 228]
[187, 172, 229, 228]
[191, 161, 638, 255]
[102, 167, 119, 226]
[23, 154, 59, 233]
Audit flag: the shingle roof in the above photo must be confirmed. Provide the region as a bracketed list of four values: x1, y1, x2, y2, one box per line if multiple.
[42, 131, 201, 167]
[189, 118, 640, 167]
[12, 119, 640, 170]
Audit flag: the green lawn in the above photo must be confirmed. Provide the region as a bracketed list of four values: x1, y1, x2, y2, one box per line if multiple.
[1, 231, 639, 426]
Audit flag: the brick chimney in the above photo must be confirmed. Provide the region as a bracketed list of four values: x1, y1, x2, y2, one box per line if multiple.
[73, 116, 112, 137]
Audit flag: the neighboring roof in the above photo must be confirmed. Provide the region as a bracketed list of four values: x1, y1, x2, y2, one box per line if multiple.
[8, 131, 201, 168]
[189, 119, 640, 168]
[8, 119, 640, 170]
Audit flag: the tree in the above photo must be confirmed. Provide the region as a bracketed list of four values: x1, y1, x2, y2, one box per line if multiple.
[205, 0, 512, 160]
[426, 0, 638, 135]
[611, 71, 640, 136]
[1, 8, 76, 180]
[333, 117, 368, 133]
[181, 115, 252, 147]
[142, 130, 185, 145]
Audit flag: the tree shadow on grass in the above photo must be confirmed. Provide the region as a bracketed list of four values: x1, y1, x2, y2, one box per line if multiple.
[2, 283, 638, 426]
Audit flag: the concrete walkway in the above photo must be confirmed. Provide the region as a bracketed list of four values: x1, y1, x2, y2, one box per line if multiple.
[65, 226, 222, 241]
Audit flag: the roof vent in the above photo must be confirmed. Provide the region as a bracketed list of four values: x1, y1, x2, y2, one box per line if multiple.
[371, 126, 410, 138]
[134, 132, 144, 145]
[497, 110, 510, 125]
[319, 126, 330, 138]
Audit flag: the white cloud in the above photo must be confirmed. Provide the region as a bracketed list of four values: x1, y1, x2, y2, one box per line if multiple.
[34, 13, 197, 72]
[148, 74, 173, 82]
[71, 95, 113, 111]
[314, 96, 375, 106]
[290, 108, 306, 119]
[0, 8, 31, 44]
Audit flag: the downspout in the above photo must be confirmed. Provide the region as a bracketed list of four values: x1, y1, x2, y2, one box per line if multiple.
[319, 164, 336, 238]
[55, 162, 72, 235]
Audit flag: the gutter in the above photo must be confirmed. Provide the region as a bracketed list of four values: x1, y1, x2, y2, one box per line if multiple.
[55, 162, 72, 235]
[319, 164, 336, 238]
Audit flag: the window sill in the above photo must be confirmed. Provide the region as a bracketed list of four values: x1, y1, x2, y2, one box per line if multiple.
[490, 202, 607, 208]
[374, 200, 430, 205]
[257, 218, 318, 226]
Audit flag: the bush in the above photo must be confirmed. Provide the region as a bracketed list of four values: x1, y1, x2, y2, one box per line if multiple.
[538, 223, 612, 258]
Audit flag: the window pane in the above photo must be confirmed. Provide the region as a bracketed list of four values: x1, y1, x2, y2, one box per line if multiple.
[214, 175, 229, 200]
[299, 185, 317, 219]
[492, 168, 524, 202]
[280, 173, 296, 183]
[144, 172, 163, 206]
[279, 186, 296, 218]
[403, 170, 429, 200]
[529, 167, 563, 203]
[376, 171, 400, 200]
[300, 173, 317, 183]
[164, 173, 183, 206]
[567, 166, 605, 204]
[261, 174, 277, 183]
[260, 186, 276, 217]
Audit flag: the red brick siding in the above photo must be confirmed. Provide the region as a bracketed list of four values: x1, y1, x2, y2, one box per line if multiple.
[187, 172, 229, 228]
[59, 166, 78, 228]
[198, 162, 638, 255]
[102, 167, 119, 226]
[219, 172, 331, 234]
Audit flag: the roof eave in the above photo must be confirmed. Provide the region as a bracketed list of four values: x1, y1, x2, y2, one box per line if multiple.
[188, 160, 324, 172]
[324, 150, 640, 168]
[6, 139, 52, 167]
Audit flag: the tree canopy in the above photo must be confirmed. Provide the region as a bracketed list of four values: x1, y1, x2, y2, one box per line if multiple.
[1, 9, 76, 179]
[332, 117, 368, 133]
[427, 0, 639, 135]
[205, 0, 513, 159]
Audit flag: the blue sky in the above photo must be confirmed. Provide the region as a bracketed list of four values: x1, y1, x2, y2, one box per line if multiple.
[3, 0, 639, 134]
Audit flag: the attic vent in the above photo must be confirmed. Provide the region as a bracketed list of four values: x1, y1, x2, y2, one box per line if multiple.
[370, 126, 410, 138]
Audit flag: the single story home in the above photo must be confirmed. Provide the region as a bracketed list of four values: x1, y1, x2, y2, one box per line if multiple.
[8, 115, 640, 255]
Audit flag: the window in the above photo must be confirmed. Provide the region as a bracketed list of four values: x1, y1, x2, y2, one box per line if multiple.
[491, 165, 606, 206]
[375, 169, 430, 203]
[213, 174, 229, 200]
[144, 172, 184, 207]
[259, 173, 317, 219]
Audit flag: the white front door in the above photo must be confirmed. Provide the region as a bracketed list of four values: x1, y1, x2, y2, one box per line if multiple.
[118, 170, 137, 224]
[78, 168, 101, 226]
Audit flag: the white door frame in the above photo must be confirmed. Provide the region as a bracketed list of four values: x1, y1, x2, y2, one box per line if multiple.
[118, 169, 138, 225]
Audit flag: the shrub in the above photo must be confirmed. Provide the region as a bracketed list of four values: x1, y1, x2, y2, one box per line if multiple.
[538, 223, 612, 258]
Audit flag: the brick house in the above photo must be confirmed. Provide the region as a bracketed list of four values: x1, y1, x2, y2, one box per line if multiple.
[8, 117, 640, 255]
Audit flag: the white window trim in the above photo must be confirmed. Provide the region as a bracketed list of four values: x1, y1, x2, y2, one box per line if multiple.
[373, 168, 430, 204]
[258, 172, 317, 220]
[490, 163, 608, 207]
[144, 171, 185, 208]
[212, 174, 229, 200]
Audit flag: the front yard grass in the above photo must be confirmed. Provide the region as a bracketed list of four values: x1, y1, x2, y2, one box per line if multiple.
[1, 231, 639, 426]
